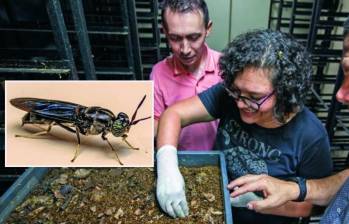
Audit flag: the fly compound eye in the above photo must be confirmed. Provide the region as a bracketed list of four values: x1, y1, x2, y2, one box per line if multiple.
[116, 112, 129, 126]
[113, 120, 123, 130]
[111, 120, 124, 137]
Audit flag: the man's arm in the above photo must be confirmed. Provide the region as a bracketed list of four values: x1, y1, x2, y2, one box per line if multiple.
[228, 169, 349, 212]
[307, 169, 349, 205]
[259, 201, 313, 217]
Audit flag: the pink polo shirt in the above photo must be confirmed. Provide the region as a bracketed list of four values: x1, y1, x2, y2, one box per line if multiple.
[150, 45, 222, 150]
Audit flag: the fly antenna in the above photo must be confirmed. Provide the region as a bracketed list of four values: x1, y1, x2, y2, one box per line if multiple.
[130, 95, 151, 125]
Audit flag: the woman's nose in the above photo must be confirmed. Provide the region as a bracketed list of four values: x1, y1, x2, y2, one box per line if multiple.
[336, 75, 349, 104]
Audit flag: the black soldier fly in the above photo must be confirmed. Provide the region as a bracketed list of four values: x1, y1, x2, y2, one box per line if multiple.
[10, 95, 151, 165]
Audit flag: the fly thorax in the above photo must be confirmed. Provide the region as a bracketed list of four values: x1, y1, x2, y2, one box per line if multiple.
[84, 107, 114, 135]
[87, 124, 101, 135]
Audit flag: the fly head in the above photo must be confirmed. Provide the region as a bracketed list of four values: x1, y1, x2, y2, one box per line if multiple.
[111, 112, 130, 137]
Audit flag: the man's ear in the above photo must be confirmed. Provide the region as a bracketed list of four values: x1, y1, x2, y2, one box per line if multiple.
[205, 20, 213, 37]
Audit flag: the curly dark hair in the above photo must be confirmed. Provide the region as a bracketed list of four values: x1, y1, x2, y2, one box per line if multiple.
[219, 29, 312, 123]
[160, 0, 210, 31]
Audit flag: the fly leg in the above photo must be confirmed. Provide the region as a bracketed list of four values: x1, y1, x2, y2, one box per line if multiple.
[70, 126, 81, 162]
[55, 122, 81, 163]
[121, 134, 139, 150]
[102, 133, 123, 165]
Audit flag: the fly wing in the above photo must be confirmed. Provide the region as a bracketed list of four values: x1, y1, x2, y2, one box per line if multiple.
[10, 98, 86, 122]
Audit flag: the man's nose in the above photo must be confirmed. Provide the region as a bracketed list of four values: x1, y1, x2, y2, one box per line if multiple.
[180, 39, 191, 56]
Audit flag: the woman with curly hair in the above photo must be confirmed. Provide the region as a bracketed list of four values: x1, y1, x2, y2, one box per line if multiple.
[155, 29, 332, 224]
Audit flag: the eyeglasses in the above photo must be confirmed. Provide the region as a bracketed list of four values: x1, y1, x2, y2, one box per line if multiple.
[225, 86, 275, 112]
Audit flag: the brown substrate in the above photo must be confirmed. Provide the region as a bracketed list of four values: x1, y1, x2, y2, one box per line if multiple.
[6, 167, 224, 224]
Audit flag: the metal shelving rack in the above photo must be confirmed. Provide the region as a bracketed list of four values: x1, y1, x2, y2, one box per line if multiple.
[135, 0, 162, 79]
[0, 0, 80, 179]
[269, 0, 349, 150]
[0, 0, 78, 80]
[0, 0, 147, 197]
[157, 0, 172, 60]
[269, 1, 348, 222]
[60, 0, 143, 80]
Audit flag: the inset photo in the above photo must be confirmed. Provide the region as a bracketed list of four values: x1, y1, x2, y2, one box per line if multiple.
[5, 81, 153, 167]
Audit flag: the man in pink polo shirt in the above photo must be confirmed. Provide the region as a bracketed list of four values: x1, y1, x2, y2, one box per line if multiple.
[150, 0, 221, 151]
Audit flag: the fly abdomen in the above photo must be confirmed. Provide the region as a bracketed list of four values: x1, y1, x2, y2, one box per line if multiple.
[21, 112, 53, 125]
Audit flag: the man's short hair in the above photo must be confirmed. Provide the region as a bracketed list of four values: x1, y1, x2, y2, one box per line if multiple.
[160, 0, 210, 31]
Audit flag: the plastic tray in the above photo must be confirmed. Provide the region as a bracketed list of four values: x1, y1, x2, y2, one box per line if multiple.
[0, 151, 233, 224]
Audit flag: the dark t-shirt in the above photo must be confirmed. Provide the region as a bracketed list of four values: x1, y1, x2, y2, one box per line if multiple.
[199, 83, 333, 224]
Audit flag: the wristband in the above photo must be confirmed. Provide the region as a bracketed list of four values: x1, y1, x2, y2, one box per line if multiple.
[291, 177, 307, 202]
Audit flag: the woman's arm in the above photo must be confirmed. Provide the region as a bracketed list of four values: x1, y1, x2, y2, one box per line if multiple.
[156, 95, 215, 218]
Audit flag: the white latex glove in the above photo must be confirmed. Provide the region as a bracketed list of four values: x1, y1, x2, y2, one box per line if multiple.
[156, 145, 189, 218]
[230, 187, 263, 207]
